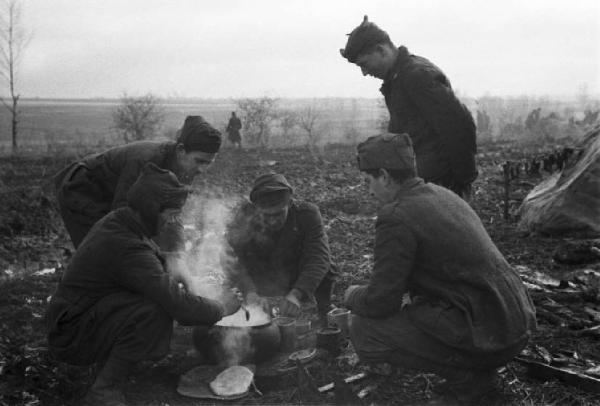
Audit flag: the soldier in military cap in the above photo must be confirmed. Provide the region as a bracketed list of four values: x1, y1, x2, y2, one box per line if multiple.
[340, 16, 478, 199]
[54, 115, 221, 248]
[46, 163, 241, 405]
[344, 133, 536, 403]
[224, 172, 337, 320]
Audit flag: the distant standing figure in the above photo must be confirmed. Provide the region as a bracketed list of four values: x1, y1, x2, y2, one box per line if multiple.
[525, 107, 541, 131]
[340, 16, 478, 199]
[226, 111, 243, 148]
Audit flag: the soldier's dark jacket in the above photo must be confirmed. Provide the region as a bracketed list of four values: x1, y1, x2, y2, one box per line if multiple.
[345, 178, 536, 354]
[226, 200, 335, 302]
[56, 141, 179, 214]
[54, 141, 180, 247]
[381, 46, 478, 189]
[46, 206, 224, 364]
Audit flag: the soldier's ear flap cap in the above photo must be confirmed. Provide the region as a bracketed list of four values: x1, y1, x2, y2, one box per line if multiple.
[341, 15, 390, 63]
[356, 132, 415, 171]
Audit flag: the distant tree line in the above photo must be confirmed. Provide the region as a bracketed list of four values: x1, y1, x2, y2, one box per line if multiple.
[474, 94, 600, 142]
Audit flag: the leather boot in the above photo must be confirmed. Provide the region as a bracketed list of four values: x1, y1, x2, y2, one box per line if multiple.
[82, 356, 133, 406]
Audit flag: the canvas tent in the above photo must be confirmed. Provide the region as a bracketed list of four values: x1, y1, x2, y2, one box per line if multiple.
[519, 125, 600, 237]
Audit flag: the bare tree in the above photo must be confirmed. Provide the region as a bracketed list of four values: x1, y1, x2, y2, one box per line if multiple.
[112, 93, 165, 143]
[0, 0, 30, 152]
[298, 103, 321, 155]
[278, 109, 298, 144]
[236, 97, 278, 148]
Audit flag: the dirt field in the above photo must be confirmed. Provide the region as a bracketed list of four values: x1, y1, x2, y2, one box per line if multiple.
[1, 139, 600, 406]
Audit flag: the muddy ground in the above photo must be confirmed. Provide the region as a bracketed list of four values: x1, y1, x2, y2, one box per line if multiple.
[1, 141, 600, 406]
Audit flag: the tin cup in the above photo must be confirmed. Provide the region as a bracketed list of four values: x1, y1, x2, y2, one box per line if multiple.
[316, 327, 342, 357]
[295, 319, 312, 335]
[327, 308, 350, 336]
[295, 319, 314, 350]
[274, 316, 296, 353]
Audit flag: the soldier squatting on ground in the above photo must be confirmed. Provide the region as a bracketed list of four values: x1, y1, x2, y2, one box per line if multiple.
[223, 173, 337, 320]
[46, 164, 242, 406]
[344, 133, 537, 403]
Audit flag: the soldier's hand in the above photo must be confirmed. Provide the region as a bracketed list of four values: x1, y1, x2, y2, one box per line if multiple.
[246, 292, 270, 314]
[230, 287, 244, 303]
[343, 285, 361, 307]
[279, 290, 302, 317]
[166, 253, 194, 290]
[220, 288, 242, 317]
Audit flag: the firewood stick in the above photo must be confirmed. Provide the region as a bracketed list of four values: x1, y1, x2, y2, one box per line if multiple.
[317, 372, 367, 393]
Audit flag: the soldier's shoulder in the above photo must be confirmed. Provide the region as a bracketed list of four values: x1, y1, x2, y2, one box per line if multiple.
[378, 202, 397, 218]
[293, 200, 320, 214]
[404, 55, 444, 83]
[105, 140, 168, 162]
[377, 200, 410, 222]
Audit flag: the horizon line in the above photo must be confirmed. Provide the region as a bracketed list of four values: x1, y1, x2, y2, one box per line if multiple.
[9, 94, 600, 102]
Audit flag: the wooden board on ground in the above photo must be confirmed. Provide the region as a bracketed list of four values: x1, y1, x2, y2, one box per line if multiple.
[516, 357, 600, 393]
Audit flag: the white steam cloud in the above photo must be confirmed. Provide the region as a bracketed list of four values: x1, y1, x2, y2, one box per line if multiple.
[179, 190, 239, 300]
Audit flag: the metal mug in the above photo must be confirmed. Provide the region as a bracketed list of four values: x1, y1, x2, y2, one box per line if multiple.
[327, 307, 350, 336]
[274, 316, 297, 353]
[316, 327, 342, 357]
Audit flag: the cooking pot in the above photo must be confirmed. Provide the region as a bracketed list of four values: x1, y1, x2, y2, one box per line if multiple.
[192, 308, 281, 365]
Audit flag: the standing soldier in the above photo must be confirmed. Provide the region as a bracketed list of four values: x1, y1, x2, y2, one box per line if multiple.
[340, 16, 478, 199]
[54, 115, 221, 248]
[226, 111, 243, 149]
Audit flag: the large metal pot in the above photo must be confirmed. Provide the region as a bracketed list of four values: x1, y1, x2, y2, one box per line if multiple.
[192, 308, 281, 365]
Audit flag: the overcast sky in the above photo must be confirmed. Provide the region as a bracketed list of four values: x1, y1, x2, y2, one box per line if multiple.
[20, 0, 600, 99]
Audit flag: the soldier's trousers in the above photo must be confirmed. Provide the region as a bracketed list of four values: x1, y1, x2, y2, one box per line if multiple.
[349, 309, 526, 379]
[48, 292, 173, 366]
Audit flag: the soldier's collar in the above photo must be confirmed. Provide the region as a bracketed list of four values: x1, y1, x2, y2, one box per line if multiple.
[382, 46, 410, 85]
[392, 177, 424, 200]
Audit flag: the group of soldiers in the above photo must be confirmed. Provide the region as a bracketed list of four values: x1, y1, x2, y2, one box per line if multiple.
[45, 16, 536, 406]
[502, 146, 577, 182]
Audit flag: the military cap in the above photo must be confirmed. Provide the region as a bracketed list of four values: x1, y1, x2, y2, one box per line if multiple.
[127, 163, 190, 235]
[249, 173, 293, 209]
[356, 133, 416, 171]
[340, 15, 391, 63]
[177, 115, 222, 153]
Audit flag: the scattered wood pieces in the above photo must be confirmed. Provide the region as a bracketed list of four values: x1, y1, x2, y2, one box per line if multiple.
[357, 384, 378, 399]
[516, 357, 600, 393]
[565, 325, 600, 338]
[533, 345, 553, 364]
[584, 306, 600, 323]
[318, 372, 368, 393]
